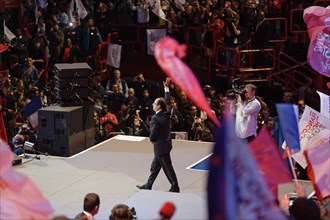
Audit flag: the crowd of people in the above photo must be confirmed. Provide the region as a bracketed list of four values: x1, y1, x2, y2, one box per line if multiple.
[0, 0, 321, 152]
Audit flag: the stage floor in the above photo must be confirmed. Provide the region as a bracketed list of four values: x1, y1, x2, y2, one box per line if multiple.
[15, 135, 313, 219]
[15, 135, 213, 219]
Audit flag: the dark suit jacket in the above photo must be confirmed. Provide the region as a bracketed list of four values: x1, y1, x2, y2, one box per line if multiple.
[149, 111, 172, 156]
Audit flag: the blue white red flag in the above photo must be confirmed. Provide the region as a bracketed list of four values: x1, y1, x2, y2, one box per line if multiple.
[276, 104, 301, 153]
[208, 115, 286, 220]
[21, 96, 42, 130]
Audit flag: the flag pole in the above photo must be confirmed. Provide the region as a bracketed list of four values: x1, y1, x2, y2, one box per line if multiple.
[286, 148, 299, 186]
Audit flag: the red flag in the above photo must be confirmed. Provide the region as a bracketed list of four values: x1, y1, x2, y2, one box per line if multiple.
[304, 141, 330, 200]
[249, 125, 292, 198]
[0, 140, 53, 219]
[154, 37, 220, 126]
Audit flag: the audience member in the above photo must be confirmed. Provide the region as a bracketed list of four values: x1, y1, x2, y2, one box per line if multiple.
[109, 204, 137, 220]
[74, 193, 100, 220]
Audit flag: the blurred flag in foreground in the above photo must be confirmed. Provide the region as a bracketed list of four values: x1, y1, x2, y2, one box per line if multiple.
[207, 116, 286, 220]
[154, 37, 220, 126]
[21, 96, 42, 130]
[0, 140, 53, 219]
[304, 141, 330, 200]
[276, 104, 300, 153]
[249, 125, 292, 198]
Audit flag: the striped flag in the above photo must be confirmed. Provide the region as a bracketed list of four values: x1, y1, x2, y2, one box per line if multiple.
[304, 141, 330, 200]
[3, 21, 16, 41]
[154, 37, 220, 126]
[21, 96, 43, 130]
[0, 140, 53, 219]
[208, 115, 287, 219]
[276, 104, 300, 153]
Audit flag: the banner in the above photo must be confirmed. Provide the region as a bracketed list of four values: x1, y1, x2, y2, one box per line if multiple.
[317, 91, 330, 118]
[283, 105, 330, 168]
[208, 116, 286, 220]
[304, 141, 330, 200]
[75, 0, 88, 19]
[3, 20, 16, 41]
[106, 44, 122, 68]
[146, 29, 166, 55]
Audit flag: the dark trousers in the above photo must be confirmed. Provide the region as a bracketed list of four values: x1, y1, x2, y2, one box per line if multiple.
[146, 153, 179, 189]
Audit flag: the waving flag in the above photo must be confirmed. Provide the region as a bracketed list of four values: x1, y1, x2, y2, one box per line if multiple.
[317, 91, 330, 118]
[38, 0, 48, 9]
[107, 43, 122, 68]
[290, 106, 330, 168]
[303, 6, 330, 77]
[276, 104, 300, 153]
[155, 37, 220, 126]
[21, 96, 43, 130]
[249, 125, 292, 198]
[208, 115, 286, 220]
[150, 0, 166, 21]
[3, 20, 16, 41]
[147, 29, 166, 55]
[304, 141, 330, 200]
[75, 0, 88, 19]
[0, 140, 53, 219]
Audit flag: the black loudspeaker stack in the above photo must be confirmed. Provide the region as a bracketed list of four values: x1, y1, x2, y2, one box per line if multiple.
[54, 63, 92, 104]
[38, 63, 95, 157]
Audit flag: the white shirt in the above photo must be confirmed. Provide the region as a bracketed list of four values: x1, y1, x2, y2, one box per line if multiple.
[235, 96, 261, 138]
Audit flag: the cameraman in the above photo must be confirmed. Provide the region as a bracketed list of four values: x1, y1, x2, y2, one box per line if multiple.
[231, 84, 261, 142]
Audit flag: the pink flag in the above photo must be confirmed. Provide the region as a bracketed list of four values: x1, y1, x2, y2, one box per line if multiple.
[154, 37, 220, 126]
[0, 140, 53, 219]
[249, 125, 292, 198]
[304, 141, 330, 200]
[303, 6, 330, 77]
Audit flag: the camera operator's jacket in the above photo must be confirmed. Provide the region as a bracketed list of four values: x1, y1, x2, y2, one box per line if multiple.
[234, 96, 261, 138]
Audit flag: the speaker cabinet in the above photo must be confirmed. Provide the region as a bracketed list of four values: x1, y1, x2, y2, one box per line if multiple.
[38, 105, 92, 157]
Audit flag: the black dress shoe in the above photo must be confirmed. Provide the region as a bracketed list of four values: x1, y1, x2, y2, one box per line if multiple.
[169, 187, 180, 193]
[136, 184, 151, 190]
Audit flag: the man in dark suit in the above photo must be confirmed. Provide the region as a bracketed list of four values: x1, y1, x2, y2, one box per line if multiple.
[136, 83, 180, 193]
[74, 193, 100, 220]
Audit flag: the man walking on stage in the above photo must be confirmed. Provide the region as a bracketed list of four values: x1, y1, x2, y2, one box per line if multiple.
[136, 79, 180, 193]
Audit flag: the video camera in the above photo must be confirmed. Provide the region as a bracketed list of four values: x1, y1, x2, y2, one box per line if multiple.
[226, 78, 246, 100]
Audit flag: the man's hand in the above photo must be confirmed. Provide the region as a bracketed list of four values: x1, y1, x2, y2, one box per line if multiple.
[163, 77, 171, 88]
